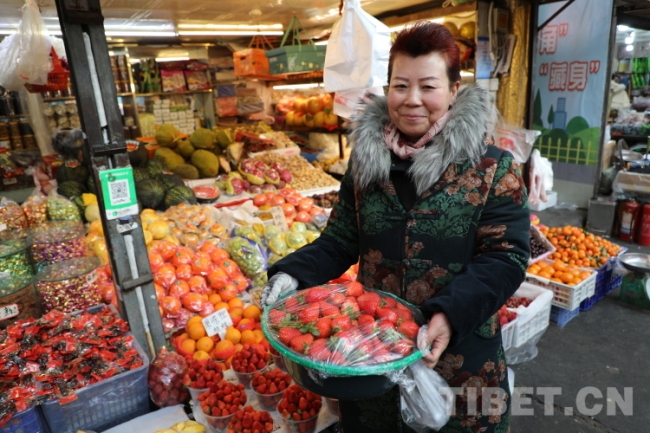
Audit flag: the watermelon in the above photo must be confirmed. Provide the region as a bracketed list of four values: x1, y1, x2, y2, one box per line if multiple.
[146, 159, 165, 179]
[136, 179, 166, 210]
[163, 185, 197, 209]
[57, 180, 87, 200]
[127, 141, 149, 168]
[133, 167, 150, 183]
[56, 163, 89, 184]
[159, 173, 185, 190]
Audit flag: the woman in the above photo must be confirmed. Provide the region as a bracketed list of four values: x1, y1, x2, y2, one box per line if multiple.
[262, 22, 529, 432]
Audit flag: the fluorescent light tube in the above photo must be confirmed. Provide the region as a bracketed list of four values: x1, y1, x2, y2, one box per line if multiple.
[273, 83, 323, 90]
[105, 31, 177, 37]
[179, 30, 283, 36]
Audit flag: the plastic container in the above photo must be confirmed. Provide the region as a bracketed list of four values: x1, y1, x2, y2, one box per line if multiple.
[271, 352, 286, 372]
[30, 220, 86, 266]
[0, 406, 49, 433]
[251, 386, 284, 410]
[550, 305, 580, 328]
[0, 238, 33, 277]
[0, 275, 41, 328]
[277, 400, 319, 433]
[581, 256, 623, 311]
[40, 331, 150, 433]
[525, 261, 596, 310]
[233, 366, 267, 389]
[508, 283, 553, 348]
[35, 257, 102, 313]
[188, 386, 209, 403]
[529, 224, 555, 265]
[203, 411, 235, 433]
[500, 319, 516, 351]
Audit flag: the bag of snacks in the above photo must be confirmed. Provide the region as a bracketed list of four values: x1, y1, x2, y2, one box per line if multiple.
[22, 190, 49, 227]
[148, 347, 190, 407]
[47, 194, 82, 221]
[225, 236, 267, 278]
[0, 197, 28, 233]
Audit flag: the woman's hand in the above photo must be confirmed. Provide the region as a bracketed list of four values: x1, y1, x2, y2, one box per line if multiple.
[420, 313, 453, 368]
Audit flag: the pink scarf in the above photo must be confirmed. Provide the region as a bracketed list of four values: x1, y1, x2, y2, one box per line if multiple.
[383, 111, 452, 160]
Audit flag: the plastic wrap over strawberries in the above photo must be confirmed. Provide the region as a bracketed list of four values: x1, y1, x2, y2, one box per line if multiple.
[264, 281, 424, 371]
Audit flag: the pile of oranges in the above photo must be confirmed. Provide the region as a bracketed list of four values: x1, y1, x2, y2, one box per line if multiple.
[541, 225, 622, 268]
[527, 259, 594, 286]
[175, 298, 267, 365]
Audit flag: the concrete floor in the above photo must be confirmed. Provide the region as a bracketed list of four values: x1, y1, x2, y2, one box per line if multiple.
[509, 207, 650, 432]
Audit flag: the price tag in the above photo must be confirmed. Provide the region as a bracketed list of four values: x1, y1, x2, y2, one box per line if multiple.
[202, 308, 233, 339]
[270, 206, 288, 232]
[99, 167, 139, 220]
[86, 270, 98, 285]
[0, 304, 19, 321]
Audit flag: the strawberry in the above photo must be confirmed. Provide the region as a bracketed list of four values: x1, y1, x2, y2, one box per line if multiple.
[357, 292, 381, 316]
[307, 338, 332, 361]
[382, 296, 398, 308]
[357, 314, 375, 326]
[289, 333, 314, 354]
[341, 297, 360, 317]
[298, 304, 320, 324]
[392, 339, 415, 356]
[376, 307, 398, 324]
[395, 308, 414, 324]
[344, 281, 364, 297]
[278, 327, 302, 345]
[397, 321, 420, 339]
[319, 301, 339, 317]
[268, 309, 286, 325]
[305, 287, 330, 303]
[312, 317, 332, 338]
[328, 292, 347, 305]
[285, 297, 301, 311]
[331, 315, 352, 334]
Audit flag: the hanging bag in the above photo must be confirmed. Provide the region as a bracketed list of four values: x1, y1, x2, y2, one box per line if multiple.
[233, 35, 275, 78]
[265, 16, 326, 75]
[323, 0, 391, 92]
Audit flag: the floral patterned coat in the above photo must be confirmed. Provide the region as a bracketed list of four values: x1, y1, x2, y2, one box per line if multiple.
[268, 84, 530, 432]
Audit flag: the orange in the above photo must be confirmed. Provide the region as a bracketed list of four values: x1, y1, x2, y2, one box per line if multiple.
[228, 298, 244, 309]
[218, 284, 238, 302]
[229, 307, 244, 318]
[180, 338, 196, 354]
[213, 302, 230, 312]
[188, 322, 207, 340]
[230, 313, 242, 327]
[176, 332, 189, 344]
[186, 315, 203, 331]
[208, 293, 222, 305]
[252, 329, 265, 344]
[193, 350, 211, 361]
[243, 305, 261, 321]
[224, 327, 241, 344]
[240, 329, 256, 345]
[196, 336, 215, 353]
[234, 343, 244, 353]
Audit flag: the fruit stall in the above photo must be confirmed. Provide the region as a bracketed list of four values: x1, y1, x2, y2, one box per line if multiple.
[0, 119, 633, 432]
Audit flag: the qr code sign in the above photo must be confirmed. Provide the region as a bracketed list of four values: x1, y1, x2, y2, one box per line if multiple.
[109, 179, 131, 205]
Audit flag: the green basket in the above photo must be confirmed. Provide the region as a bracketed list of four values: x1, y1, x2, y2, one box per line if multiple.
[265, 15, 326, 75]
[261, 285, 425, 377]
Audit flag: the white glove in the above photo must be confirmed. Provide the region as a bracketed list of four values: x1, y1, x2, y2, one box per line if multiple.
[261, 272, 299, 308]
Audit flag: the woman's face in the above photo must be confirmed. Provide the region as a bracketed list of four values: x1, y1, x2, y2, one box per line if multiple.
[387, 52, 460, 142]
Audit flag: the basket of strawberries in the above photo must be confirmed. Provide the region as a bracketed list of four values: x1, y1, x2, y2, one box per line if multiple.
[261, 281, 425, 400]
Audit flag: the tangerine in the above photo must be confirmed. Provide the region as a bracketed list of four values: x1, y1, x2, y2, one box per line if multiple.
[225, 327, 241, 344]
[148, 252, 164, 273]
[218, 284, 238, 302]
[237, 318, 255, 332]
[175, 264, 193, 281]
[193, 350, 211, 361]
[207, 268, 230, 290]
[180, 338, 196, 354]
[169, 280, 190, 298]
[192, 253, 213, 276]
[243, 305, 261, 321]
[213, 302, 230, 312]
[208, 293, 222, 305]
[162, 296, 181, 316]
[252, 329, 265, 344]
[228, 297, 244, 309]
[182, 293, 206, 313]
[188, 276, 210, 295]
[186, 315, 203, 329]
[229, 307, 244, 318]
[188, 322, 207, 340]
[232, 274, 249, 292]
[240, 329, 256, 345]
[210, 248, 230, 263]
[196, 336, 215, 353]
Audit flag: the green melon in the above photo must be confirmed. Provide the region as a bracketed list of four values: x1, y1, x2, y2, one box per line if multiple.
[136, 178, 166, 210]
[57, 180, 87, 200]
[163, 185, 197, 209]
[56, 163, 89, 184]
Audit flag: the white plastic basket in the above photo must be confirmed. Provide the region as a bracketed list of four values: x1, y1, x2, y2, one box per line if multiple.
[501, 318, 516, 351]
[525, 262, 597, 310]
[508, 283, 553, 348]
[529, 224, 556, 265]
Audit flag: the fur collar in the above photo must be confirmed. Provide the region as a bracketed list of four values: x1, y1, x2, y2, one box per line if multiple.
[349, 83, 490, 196]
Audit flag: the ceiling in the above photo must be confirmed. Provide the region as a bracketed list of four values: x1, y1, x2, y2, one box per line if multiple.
[0, 0, 437, 42]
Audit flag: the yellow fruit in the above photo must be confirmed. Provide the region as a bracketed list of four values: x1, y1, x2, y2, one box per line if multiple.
[193, 350, 211, 361]
[143, 230, 153, 245]
[186, 315, 203, 331]
[224, 327, 241, 344]
[88, 219, 104, 235]
[187, 323, 206, 340]
[171, 421, 186, 432]
[82, 193, 98, 206]
[196, 336, 215, 353]
[180, 338, 196, 354]
[182, 426, 206, 433]
[148, 220, 170, 239]
[243, 305, 261, 321]
[140, 212, 159, 229]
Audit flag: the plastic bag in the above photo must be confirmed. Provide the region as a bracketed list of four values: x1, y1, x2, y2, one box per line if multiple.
[47, 194, 82, 221]
[389, 356, 454, 432]
[492, 120, 540, 164]
[528, 149, 554, 206]
[0, 197, 29, 232]
[0, 0, 53, 90]
[225, 236, 267, 278]
[22, 190, 48, 227]
[148, 347, 191, 407]
[324, 0, 390, 93]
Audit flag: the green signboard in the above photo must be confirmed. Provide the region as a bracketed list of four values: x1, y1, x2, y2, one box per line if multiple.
[99, 167, 138, 220]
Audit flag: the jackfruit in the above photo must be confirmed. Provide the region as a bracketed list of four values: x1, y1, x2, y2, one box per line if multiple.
[214, 127, 234, 149]
[176, 139, 195, 159]
[191, 150, 219, 178]
[171, 163, 200, 180]
[155, 147, 185, 171]
[189, 128, 215, 150]
[155, 124, 181, 148]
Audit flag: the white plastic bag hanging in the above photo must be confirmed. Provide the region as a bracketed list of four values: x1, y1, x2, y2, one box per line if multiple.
[0, 0, 52, 91]
[528, 149, 554, 206]
[492, 119, 540, 164]
[323, 0, 390, 93]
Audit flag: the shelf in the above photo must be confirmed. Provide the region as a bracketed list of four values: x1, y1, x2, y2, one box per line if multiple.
[135, 89, 213, 97]
[0, 114, 28, 119]
[281, 126, 347, 134]
[43, 92, 134, 102]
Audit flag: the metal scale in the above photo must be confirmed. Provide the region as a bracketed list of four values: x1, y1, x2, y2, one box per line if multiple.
[618, 253, 650, 308]
[53, 0, 165, 359]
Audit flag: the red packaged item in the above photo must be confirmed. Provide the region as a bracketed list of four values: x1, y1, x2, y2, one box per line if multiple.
[148, 347, 190, 407]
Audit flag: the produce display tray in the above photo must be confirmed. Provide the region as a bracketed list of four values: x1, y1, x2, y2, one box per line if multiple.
[525, 261, 597, 311]
[580, 255, 625, 311]
[0, 406, 50, 433]
[500, 319, 516, 351]
[508, 283, 553, 348]
[40, 332, 150, 433]
[529, 224, 556, 265]
[550, 305, 580, 327]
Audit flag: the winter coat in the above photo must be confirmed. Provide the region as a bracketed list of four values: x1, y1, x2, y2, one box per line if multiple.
[268, 83, 530, 432]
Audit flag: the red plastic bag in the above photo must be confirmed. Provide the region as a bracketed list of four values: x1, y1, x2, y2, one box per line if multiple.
[148, 347, 190, 407]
